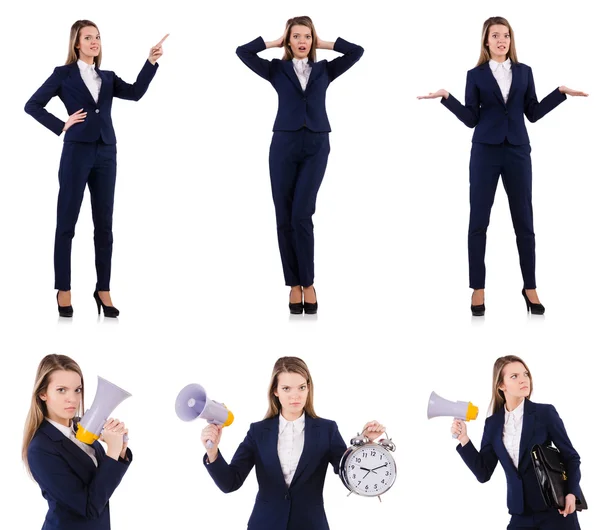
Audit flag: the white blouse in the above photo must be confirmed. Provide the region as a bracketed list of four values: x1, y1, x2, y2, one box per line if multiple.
[292, 57, 311, 91]
[46, 418, 98, 467]
[489, 58, 512, 103]
[502, 399, 525, 468]
[277, 413, 305, 486]
[77, 59, 102, 104]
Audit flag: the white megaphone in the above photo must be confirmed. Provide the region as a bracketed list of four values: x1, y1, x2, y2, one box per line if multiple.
[175, 383, 234, 448]
[427, 391, 479, 439]
[76, 376, 132, 445]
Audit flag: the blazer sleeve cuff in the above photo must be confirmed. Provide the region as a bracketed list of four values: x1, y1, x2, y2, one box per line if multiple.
[245, 37, 267, 53]
[203, 450, 224, 469]
[456, 440, 476, 457]
[441, 93, 458, 110]
[118, 447, 133, 465]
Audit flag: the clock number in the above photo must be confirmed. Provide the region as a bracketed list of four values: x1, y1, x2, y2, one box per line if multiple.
[353, 474, 356, 479]
[371, 450, 376, 457]
[356, 458, 362, 463]
[365, 485, 369, 490]
[358, 481, 361, 486]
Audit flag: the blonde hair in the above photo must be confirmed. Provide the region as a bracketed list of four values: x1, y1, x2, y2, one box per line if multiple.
[489, 355, 533, 415]
[265, 356, 318, 419]
[66, 20, 102, 67]
[22, 355, 85, 474]
[476, 16, 518, 67]
[283, 16, 318, 62]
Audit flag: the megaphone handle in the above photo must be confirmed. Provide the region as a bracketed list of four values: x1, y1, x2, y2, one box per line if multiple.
[452, 417, 461, 439]
[206, 440, 214, 449]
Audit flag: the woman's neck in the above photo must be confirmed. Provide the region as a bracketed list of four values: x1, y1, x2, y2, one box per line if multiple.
[281, 408, 304, 421]
[47, 414, 71, 427]
[504, 395, 525, 412]
[490, 53, 507, 63]
[79, 54, 94, 66]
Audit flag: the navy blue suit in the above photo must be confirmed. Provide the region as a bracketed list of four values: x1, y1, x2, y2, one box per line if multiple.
[28, 420, 132, 530]
[441, 62, 566, 289]
[204, 415, 347, 530]
[457, 400, 582, 529]
[25, 60, 158, 291]
[236, 37, 363, 286]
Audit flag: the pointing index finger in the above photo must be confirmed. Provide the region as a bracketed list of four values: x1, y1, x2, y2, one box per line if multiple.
[155, 33, 170, 47]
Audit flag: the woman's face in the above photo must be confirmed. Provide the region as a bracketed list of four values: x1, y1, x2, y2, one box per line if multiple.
[288, 25, 312, 60]
[77, 26, 101, 61]
[274, 371, 309, 417]
[40, 370, 82, 425]
[486, 24, 511, 60]
[499, 362, 530, 401]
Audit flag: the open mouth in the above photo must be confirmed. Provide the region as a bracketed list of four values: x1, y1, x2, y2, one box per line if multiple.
[298, 46, 307, 52]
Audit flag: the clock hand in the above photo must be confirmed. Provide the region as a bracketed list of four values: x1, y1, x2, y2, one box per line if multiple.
[359, 467, 372, 472]
[371, 465, 388, 471]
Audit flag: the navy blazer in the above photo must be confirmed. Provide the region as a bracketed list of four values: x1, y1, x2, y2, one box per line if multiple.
[204, 415, 347, 530]
[441, 62, 566, 145]
[236, 37, 364, 132]
[457, 400, 582, 515]
[24, 60, 158, 144]
[28, 420, 132, 530]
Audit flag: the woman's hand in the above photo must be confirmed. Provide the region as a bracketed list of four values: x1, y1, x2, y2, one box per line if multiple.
[120, 426, 129, 460]
[62, 109, 86, 132]
[559, 86, 588, 97]
[316, 37, 334, 50]
[559, 494, 577, 517]
[100, 418, 127, 460]
[265, 27, 287, 49]
[417, 89, 450, 100]
[451, 419, 470, 446]
[361, 420, 386, 441]
[148, 34, 169, 65]
[202, 424, 222, 463]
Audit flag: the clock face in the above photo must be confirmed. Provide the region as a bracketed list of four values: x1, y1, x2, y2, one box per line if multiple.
[344, 445, 396, 496]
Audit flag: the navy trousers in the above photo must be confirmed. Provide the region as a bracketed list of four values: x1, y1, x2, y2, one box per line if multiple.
[468, 140, 535, 289]
[508, 510, 580, 529]
[268, 129, 330, 287]
[55, 141, 117, 291]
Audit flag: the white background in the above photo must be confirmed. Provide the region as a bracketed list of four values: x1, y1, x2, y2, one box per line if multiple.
[0, 0, 598, 528]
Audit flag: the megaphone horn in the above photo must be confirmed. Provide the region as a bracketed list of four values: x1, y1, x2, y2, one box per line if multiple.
[76, 376, 132, 445]
[175, 383, 234, 448]
[427, 391, 479, 439]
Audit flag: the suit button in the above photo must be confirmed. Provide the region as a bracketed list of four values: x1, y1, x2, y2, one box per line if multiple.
[303, 98, 307, 102]
[504, 110, 508, 115]
[95, 109, 100, 114]
[284, 494, 289, 500]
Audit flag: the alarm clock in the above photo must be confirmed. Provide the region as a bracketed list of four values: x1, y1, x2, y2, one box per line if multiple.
[340, 432, 397, 499]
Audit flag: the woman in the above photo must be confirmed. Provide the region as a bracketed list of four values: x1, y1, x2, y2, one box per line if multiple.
[418, 16, 587, 316]
[452, 355, 583, 529]
[236, 16, 364, 314]
[22, 354, 131, 530]
[202, 356, 385, 530]
[24, 20, 168, 317]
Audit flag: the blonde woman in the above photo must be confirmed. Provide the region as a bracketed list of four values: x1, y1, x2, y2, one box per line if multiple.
[236, 16, 364, 314]
[419, 17, 588, 316]
[202, 356, 384, 529]
[25, 20, 167, 317]
[22, 354, 130, 530]
[452, 355, 583, 529]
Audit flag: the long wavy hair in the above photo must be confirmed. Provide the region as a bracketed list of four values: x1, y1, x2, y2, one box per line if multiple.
[476, 16, 518, 66]
[66, 20, 102, 67]
[265, 356, 317, 419]
[489, 355, 532, 415]
[283, 16, 318, 62]
[22, 355, 85, 474]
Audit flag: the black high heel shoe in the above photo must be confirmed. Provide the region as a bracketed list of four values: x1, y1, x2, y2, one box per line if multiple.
[470, 291, 485, 316]
[94, 291, 120, 318]
[521, 288, 545, 315]
[289, 289, 303, 315]
[57, 292, 73, 318]
[303, 288, 318, 315]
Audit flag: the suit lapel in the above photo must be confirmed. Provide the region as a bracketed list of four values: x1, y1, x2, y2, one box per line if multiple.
[518, 399, 536, 469]
[290, 415, 320, 489]
[96, 68, 109, 104]
[69, 63, 98, 106]
[304, 60, 323, 92]
[506, 62, 520, 105]
[261, 416, 288, 489]
[481, 64, 506, 107]
[282, 60, 305, 95]
[490, 410, 513, 467]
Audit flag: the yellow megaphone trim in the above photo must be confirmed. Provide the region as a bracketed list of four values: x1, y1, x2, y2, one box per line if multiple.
[76, 423, 100, 445]
[466, 402, 479, 422]
[223, 409, 234, 427]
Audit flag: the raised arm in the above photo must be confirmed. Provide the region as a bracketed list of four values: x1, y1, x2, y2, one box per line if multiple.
[328, 421, 348, 474]
[203, 426, 257, 493]
[28, 444, 130, 520]
[325, 38, 364, 82]
[113, 60, 159, 101]
[441, 70, 480, 128]
[523, 68, 568, 123]
[236, 37, 278, 81]
[24, 68, 67, 135]
[454, 418, 499, 483]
